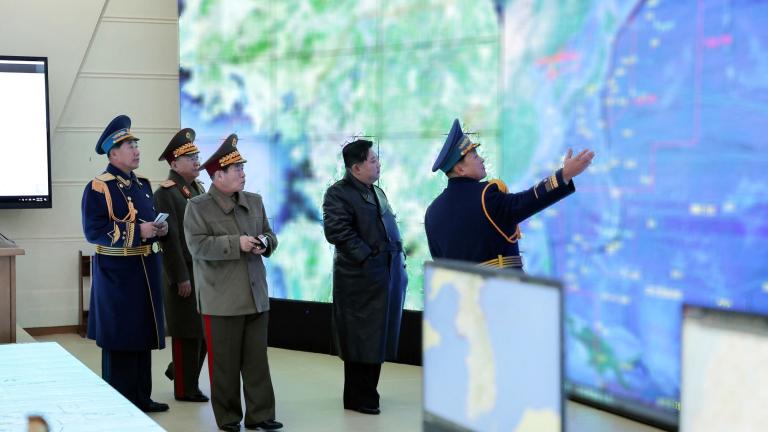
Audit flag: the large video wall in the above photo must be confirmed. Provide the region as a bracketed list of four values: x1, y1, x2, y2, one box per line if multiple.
[180, 0, 768, 426]
[498, 0, 768, 426]
[179, 0, 501, 311]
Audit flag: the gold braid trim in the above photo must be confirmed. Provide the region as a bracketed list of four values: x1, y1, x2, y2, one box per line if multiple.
[91, 177, 137, 238]
[92, 179, 116, 221]
[478, 254, 524, 268]
[124, 200, 137, 223]
[173, 142, 199, 158]
[481, 179, 522, 244]
[140, 256, 161, 347]
[96, 244, 157, 256]
[219, 151, 245, 166]
[126, 221, 136, 246]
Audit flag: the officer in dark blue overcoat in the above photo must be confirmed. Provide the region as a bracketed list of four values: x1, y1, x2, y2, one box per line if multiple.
[425, 118, 595, 269]
[81, 115, 170, 412]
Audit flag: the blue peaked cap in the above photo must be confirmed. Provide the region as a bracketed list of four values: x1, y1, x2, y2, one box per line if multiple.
[431, 118, 480, 173]
[96, 115, 139, 155]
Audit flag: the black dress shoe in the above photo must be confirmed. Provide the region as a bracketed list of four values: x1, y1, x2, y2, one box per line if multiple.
[219, 423, 240, 432]
[164, 363, 174, 381]
[355, 406, 380, 415]
[175, 393, 209, 402]
[344, 405, 381, 415]
[244, 419, 283, 430]
[140, 401, 170, 412]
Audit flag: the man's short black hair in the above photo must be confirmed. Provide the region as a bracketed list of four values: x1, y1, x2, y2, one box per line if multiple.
[342, 139, 373, 168]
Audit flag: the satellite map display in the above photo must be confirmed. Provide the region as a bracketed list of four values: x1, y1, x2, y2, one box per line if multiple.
[500, 0, 768, 425]
[179, 0, 501, 311]
[180, 0, 768, 426]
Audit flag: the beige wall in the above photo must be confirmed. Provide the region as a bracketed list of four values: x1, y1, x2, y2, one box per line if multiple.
[0, 0, 180, 327]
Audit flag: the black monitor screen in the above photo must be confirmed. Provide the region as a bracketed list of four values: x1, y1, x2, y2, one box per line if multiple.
[0, 56, 52, 209]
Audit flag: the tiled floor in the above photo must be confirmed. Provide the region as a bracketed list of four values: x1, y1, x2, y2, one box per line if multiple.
[32, 333, 663, 432]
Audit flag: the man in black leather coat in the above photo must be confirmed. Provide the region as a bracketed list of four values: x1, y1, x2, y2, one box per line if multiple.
[322, 139, 408, 415]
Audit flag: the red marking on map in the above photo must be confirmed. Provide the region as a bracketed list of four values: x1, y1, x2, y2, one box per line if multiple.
[633, 94, 658, 106]
[536, 50, 580, 66]
[703, 34, 733, 49]
[537, 50, 580, 80]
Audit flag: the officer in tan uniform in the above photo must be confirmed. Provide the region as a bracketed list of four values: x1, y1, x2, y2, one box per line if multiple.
[184, 134, 283, 432]
[154, 128, 209, 403]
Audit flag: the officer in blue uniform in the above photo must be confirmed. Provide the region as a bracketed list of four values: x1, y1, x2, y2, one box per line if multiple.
[81, 115, 170, 412]
[424, 118, 595, 269]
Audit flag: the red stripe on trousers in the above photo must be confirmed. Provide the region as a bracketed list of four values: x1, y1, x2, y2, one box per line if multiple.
[203, 314, 214, 391]
[172, 338, 185, 397]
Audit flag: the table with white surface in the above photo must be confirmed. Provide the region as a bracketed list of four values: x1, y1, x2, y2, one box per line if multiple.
[0, 342, 164, 432]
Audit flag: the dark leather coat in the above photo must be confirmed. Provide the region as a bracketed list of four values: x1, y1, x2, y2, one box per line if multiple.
[322, 172, 407, 363]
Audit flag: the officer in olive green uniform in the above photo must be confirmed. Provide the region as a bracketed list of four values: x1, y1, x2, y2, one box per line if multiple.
[184, 134, 283, 432]
[153, 128, 209, 403]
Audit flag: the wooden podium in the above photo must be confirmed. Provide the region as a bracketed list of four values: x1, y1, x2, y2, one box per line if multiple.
[0, 247, 24, 344]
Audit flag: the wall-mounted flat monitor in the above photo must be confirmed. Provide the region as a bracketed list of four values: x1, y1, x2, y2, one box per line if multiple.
[0, 55, 52, 209]
[423, 260, 564, 432]
[680, 305, 768, 432]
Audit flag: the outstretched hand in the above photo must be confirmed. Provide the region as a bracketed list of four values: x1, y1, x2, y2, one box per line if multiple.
[562, 148, 595, 183]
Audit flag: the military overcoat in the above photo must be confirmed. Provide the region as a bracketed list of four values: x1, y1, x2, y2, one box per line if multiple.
[81, 163, 165, 351]
[322, 172, 408, 364]
[154, 169, 205, 337]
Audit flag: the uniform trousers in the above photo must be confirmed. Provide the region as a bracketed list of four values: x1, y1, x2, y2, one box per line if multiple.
[102, 349, 153, 409]
[170, 337, 207, 397]
[343, 361, 382, 409]
[203, 312, 276, 428]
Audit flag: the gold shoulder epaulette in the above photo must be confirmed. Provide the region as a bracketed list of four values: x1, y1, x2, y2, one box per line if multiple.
[96, 173, 115, 182]
[487, 178, 508, 193]
[159, 179, 176, 188]
[481, 178, 522, 244]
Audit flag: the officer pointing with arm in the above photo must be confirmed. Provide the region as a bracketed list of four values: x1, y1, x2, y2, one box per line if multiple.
[424, 118, 594, 269]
